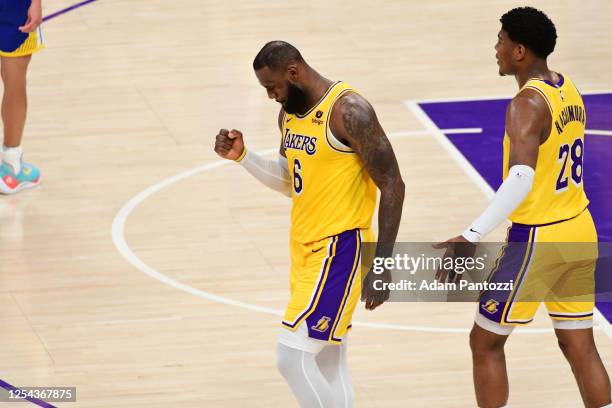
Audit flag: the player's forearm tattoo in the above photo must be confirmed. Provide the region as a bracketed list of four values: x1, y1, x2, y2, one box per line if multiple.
[339, 94, 405, 258]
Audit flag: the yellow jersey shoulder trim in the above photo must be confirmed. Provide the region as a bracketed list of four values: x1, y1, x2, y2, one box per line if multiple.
[324, 88, 356, 154]
[522, 85, 553, 115]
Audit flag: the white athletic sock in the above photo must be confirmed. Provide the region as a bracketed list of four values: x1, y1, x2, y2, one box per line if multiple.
[316, 340, 354, 408]
[277, 342, 335, 408]
[2, 145, 23, 174]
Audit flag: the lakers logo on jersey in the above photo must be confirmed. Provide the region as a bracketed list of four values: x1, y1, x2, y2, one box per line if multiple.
[312, 316, 331, 333]
[283, 128, 317, 155]
[482, 299, 499, 314]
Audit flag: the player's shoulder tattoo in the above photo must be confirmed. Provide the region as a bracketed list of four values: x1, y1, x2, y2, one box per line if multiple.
[335, 92, 379, 143]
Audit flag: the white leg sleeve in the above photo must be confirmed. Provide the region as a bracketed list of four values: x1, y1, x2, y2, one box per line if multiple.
[316, 338, 354, 408]
[237, 149, 292, 197]
[277, 342, 335, 408]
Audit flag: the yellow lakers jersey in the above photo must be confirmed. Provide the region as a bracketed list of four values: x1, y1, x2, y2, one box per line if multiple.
[281, 81, 377, 243]
[503, 73, 589, 225]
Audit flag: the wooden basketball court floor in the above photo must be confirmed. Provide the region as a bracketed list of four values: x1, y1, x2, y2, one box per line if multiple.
[0, 0, 610, 406]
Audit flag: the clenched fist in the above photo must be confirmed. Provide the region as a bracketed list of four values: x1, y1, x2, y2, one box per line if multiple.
[214, 129, 245, 161]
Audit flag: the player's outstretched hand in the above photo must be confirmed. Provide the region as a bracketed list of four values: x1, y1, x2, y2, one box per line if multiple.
[214, 129, 245, 161]
[432, 235, 475, 284]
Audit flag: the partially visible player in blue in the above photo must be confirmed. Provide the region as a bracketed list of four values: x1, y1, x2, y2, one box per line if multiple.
[436, 7, 611, 408]
[0, 0, 43, 194]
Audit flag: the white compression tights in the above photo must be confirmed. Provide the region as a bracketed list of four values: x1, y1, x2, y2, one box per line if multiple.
[277, 341, 354, 408]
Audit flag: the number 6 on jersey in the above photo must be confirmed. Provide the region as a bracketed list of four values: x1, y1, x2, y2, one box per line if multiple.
[293, 158, 303, 195]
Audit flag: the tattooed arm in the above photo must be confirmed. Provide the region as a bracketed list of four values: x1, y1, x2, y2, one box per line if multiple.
[330, 92, 405, 310]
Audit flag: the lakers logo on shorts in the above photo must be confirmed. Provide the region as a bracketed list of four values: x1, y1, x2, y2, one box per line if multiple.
[312, 316, 331, 333]
[482, 299, 499, 314]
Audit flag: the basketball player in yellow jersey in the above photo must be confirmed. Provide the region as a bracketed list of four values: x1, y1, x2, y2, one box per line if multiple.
[0, 0, 43, 194]
[214, 41, 404, 407]
[436, 7, 610, 408]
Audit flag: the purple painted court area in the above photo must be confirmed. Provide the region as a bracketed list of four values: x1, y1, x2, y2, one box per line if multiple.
[418, 93, 612, 323]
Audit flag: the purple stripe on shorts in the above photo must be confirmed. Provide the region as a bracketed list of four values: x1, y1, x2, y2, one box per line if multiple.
[331, 230, 362, 342]
[478, 225, 535, 324]
[306, 230, 360, 341]
[503, 229, 537, 324]
[549, 312, 593, 319]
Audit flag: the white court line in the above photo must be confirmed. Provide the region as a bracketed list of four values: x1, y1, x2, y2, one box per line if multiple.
[404, 102, 494, 200]
[390, 128, 482, 136]
[586, 130, 612, 137]
[112, 129, 552, 334]
[594, 308, 612, 339]
[408, 128, 611, 137]
[433, 128, 482, 135]
[405, 98, 611, 339]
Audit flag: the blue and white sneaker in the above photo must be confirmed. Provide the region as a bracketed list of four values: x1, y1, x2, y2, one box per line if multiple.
[0, 161, 41, 194]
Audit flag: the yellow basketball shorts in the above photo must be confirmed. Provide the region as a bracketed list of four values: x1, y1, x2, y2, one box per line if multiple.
[282, 228, 374, 343]
[479, 209, 597, 326]
[0, 28, 44, 57]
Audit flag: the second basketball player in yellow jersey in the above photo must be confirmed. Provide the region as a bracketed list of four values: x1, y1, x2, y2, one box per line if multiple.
[437, 7, 610, 408]
[214, 41, 404, 407]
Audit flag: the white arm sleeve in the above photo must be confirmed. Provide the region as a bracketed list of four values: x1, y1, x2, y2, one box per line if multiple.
[462, 164, 535, 242]
[237, 148, 292, 197]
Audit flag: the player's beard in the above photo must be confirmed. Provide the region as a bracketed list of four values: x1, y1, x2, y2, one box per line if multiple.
[283, 82, 310, 115]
